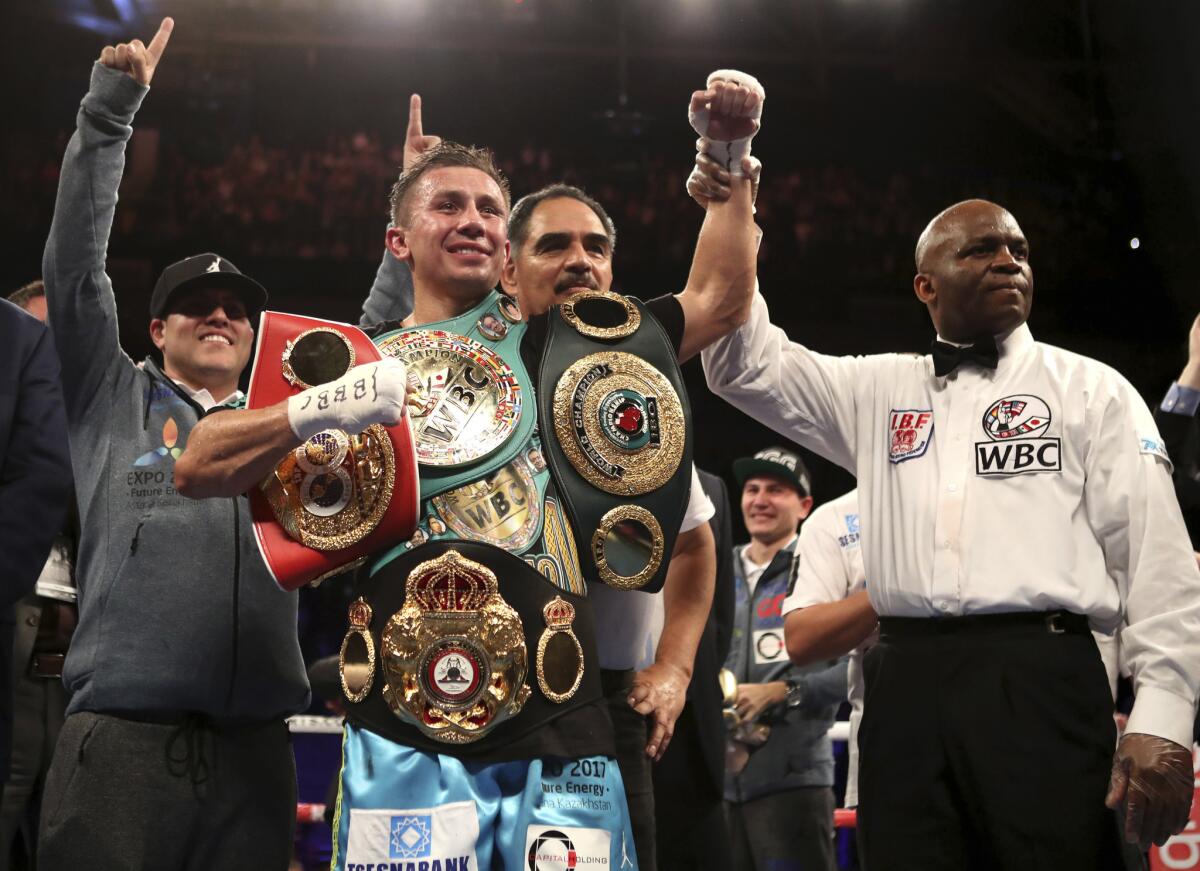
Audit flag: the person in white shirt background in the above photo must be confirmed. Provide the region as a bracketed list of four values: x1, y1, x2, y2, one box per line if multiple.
[782, 488, 870, 812]
[702, 197, 1200, 869]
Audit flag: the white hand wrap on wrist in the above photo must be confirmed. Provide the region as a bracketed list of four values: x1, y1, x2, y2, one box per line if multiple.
[688, 69, 765, 177]
[286, 358, 409, 442]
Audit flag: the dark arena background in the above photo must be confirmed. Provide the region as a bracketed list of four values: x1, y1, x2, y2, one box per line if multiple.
[3, 2, 1200, 868]
[6, 0, 1200, 521]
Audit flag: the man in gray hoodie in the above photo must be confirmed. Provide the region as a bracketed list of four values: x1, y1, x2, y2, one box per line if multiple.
[37, 19, 311, 870]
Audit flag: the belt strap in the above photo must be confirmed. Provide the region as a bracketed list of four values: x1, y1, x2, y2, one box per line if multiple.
[29, 652, 65, 679]
[878, 610, 1090, 638]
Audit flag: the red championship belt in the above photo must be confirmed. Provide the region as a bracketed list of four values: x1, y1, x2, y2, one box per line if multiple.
[246, 312, 419, 590]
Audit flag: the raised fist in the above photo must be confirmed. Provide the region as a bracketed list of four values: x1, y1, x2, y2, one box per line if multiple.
[688, 69, 765, 176]
[98, 17, 174, 87]
[688, 78, 763, 143]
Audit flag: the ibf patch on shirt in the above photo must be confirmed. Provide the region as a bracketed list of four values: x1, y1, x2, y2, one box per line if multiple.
[888, 409, 934, 463]
[753, 628, 787, 664]
[344, 801, 479, 869]
[975, 394, 1061, 476]
[525, 825, 612, 870]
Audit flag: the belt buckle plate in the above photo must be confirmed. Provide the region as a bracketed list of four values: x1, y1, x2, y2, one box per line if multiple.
[379, 549, 530, 744]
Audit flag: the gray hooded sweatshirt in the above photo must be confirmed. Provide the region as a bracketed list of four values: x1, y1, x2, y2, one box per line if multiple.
[42, 62, 310, 721]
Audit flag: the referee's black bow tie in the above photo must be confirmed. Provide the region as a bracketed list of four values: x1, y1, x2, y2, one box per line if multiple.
[931, 337, 999, 377]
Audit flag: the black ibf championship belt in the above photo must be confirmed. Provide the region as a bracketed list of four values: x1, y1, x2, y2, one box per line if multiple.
[341, 540, 600, 754]
[538, 290, 693, 593]
[245, 312, 420, 590]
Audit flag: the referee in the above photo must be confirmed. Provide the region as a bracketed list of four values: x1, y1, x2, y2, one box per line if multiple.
[701, 198, 1200, 869]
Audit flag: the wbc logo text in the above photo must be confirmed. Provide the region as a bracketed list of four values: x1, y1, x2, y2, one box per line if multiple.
[975, 394, 1061, 476]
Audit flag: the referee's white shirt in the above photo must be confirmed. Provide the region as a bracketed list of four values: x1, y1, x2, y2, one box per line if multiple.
[703, 288, 1200, 747]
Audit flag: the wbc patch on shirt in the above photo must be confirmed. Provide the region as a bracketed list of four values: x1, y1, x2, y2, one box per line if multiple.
[344, 801, 479, 870]
[975, 394, 1061, 476]
[888, 409, 934, 463]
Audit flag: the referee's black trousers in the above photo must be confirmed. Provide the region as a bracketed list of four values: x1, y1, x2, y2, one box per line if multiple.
[857, 612, 1127, 871]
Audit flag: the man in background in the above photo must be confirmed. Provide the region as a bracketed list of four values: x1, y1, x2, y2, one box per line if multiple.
[783, 487, 870, 819]
[0, 282, 77, 871]
[1155, 311, 1200, 556]
[0, 290, 72, 796]
[652, 469, 737, 871]
[724, 447, 848, 871]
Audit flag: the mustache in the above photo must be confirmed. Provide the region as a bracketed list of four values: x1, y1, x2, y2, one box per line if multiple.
[554, 275, 599, 294]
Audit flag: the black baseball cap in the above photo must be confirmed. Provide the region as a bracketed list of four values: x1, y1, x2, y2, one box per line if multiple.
[149, 253, 268, 320]
[733, 446, 812, 497]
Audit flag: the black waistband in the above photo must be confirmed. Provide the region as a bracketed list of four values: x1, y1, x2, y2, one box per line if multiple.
[878, 610, 1091, 638]
[346, 541, 603, 758]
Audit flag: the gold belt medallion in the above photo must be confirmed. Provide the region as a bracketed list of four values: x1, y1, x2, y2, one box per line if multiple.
[431, 457, 542, 551]
[380, 550, 530, 744]
[591, 504, 665, 590]
[261, 426, 396, 550]
[377, 330, 522, 468]
[558, 289, 641, 340]
[536, 597, 584, 704]
[339, 598, 376, 704]
[552, 351, 685, 496]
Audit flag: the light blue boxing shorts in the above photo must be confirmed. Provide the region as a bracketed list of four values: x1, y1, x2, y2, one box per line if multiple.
[332, 722, 639, 871]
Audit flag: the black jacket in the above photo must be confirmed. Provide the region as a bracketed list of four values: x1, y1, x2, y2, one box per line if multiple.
[653, 470, 736, 804]
[0, 299, 72, 777]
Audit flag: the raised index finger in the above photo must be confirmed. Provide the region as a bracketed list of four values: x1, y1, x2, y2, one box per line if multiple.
[407, 94, 424, 141]
[147, 17, 174, 61]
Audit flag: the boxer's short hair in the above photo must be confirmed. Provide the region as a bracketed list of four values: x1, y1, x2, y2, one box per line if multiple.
[508, 184, 618, 255]
[388, 142, 511, 227]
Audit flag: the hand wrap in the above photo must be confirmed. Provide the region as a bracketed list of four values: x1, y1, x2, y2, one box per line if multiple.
[286, 358, 408, 442]
[688, 68, 765, 176]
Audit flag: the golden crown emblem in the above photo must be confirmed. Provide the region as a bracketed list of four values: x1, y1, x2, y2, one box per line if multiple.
[542, 596, 576, 630]
[348, 597, 373, 629]
[406, 550, 497, 613]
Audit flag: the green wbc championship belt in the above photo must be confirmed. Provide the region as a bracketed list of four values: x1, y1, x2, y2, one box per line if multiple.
[374, 292, 537, 503]
[537, 290, 694, 594]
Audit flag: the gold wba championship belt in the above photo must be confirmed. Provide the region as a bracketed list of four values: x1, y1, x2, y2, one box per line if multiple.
[341, 540, 603, 755]
[378, 549, 530, 744]
[537, 291, 694, 594]
[246, 312, 420, 590]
